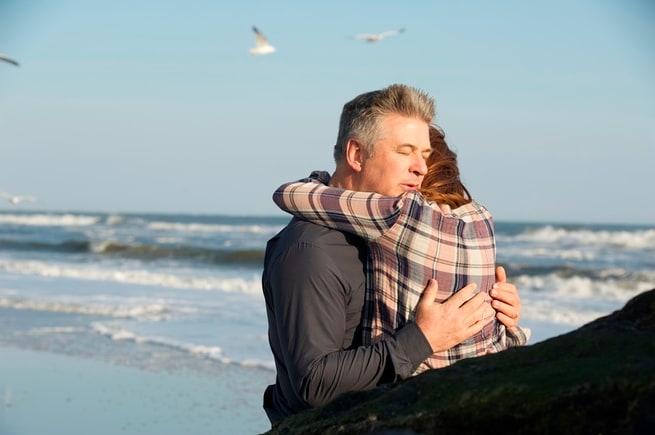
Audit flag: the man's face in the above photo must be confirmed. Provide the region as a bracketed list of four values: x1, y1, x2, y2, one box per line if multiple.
[354, 114, 431, 197]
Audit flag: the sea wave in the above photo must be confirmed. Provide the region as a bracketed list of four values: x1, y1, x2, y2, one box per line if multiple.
[148, 221, 283, 235]
[0, 296, 171, 319]
[20, 326, 86, 335]
[499, 246, 599, 262]
[0, 238, 90, 253]
[520, 297, 610, 326]
[500, 263, 655, 282]
[512, 271, 652, 301]
[0, 259, 263, 294]
[0, 213, 101, 227]
[91, 242, 265, 266]
[0, 238, 265, 266]
[501, 225, 655, 250]
[517, 275, 652, 327]
[91, 321, 275, 371]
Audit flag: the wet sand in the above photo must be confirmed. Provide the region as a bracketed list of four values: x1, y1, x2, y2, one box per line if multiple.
[0, 345, 272, 434]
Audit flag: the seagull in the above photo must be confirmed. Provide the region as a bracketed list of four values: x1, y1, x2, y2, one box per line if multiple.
[2, 385, 11, 408]
[0, 54, 19, 66]
[353, 28, 405, 43]
[249, 26, 276, 55]
[0, 192, 36, 204]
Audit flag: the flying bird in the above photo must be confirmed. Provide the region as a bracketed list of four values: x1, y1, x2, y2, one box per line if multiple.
[353, 28, 405, 43]
[0, 192, 36, 204]
[0, 54, 19, 66]
[249, 26, 276, 55]
[2, 385, 12, 408]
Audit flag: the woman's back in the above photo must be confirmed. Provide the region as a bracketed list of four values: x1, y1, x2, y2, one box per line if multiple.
[273, 173, 526, 372]
[368, 191, 499, 370]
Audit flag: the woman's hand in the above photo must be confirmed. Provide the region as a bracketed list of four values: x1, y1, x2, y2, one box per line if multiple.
[490, 266, 521, 328]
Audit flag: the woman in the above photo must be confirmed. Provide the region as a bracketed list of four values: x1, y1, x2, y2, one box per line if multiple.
[273, 125, 529, 373]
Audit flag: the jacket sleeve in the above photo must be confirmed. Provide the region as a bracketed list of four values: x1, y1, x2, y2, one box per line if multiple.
[272, 172, 405, 242]
[505, 325, 531, 347]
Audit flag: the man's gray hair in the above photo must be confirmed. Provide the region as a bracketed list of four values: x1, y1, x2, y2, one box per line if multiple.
[333, 84, 435, 163]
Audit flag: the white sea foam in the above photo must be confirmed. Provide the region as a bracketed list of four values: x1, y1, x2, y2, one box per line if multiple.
[520, 297, 609, 326]
[507, 226, 655, 250]
[504, 269, 655, 327]
[20, 326, 85, 335]
[241, 359, 276, 371]
[91, 322, 140, 341]
[92, 322, 222, 357]
[89, 321, 275, 370]
[89, 240, 112, 253]
[155, 237, 184, 244]
[505, 247, 597, 261]
[512, 271, 653, 328]
[105, 214, 125, 225]
[0, 259, 262, 294]
[514, 272, 651, 301]
[0, 296, 171, 319]
[148, 221, 282, 235]
[0, 213, 100, 227]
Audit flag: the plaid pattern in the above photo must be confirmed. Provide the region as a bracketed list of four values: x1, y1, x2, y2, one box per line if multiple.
[273, 171, 529, 372]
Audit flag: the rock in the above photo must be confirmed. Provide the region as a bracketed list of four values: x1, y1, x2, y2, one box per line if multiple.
[267, 289, 655, 434]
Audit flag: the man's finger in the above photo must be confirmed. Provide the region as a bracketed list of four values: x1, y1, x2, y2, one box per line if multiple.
[420, 278, 438, 302]
[448, 282, 478, 306]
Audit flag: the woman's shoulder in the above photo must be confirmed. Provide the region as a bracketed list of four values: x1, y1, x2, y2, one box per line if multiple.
[450, 200, 492, 221]
[408, 193, 492, 221]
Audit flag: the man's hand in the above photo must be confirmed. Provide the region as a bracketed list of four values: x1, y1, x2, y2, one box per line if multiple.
[414, 279, 490, 353]
[491, 266, 521, 328]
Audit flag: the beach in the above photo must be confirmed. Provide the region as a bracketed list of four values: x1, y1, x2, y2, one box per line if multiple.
[0, 345, 273, 435]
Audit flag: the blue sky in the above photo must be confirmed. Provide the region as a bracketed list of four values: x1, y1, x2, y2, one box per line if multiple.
[1, 0, 653, 224]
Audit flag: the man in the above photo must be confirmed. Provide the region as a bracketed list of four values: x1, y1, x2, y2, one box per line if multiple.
[262, 84, 522, 425]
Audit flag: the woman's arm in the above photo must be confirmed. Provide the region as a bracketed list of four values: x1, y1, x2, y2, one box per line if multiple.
[273, 171, 405, 241]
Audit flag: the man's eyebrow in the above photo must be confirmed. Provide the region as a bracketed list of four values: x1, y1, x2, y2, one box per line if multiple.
[398, 143, 431, 153]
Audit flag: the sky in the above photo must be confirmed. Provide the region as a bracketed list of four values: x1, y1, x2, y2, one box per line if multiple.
[1, 0, 654, 225]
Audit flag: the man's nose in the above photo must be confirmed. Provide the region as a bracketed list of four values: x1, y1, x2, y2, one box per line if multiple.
[412, 153, 428, 176]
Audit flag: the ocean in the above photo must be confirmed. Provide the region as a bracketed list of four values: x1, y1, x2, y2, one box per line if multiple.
[0, 210, 653, 432]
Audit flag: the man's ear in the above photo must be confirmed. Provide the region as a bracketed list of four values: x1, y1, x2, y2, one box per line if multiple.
[345, 139, 363, 172]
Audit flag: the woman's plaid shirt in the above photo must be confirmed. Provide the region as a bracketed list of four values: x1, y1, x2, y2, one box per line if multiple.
[273, 171, 529, 372]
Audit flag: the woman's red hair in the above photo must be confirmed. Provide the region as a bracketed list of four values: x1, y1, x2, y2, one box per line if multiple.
[420, 125, 472, 208]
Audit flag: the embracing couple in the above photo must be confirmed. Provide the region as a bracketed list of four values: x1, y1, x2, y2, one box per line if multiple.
[262, 84, 530, 426]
